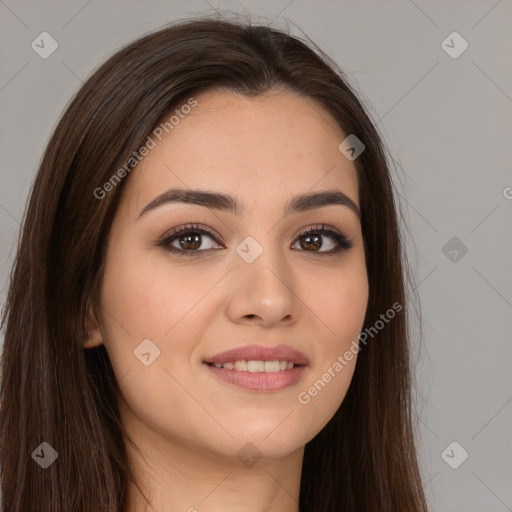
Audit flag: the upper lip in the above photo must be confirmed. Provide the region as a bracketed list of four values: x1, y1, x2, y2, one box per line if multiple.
[203, 344, 309, 366]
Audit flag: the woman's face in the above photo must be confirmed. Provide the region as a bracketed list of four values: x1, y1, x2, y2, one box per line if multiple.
[87, 89, 369, 460]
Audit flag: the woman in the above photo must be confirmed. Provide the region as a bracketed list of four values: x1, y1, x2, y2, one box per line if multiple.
[0, 15, 428, 512]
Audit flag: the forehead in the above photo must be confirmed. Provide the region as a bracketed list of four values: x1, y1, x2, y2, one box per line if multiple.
[125, 89, 359, 214]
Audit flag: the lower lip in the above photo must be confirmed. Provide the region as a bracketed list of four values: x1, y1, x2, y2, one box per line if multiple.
[204, 363, 307, 392]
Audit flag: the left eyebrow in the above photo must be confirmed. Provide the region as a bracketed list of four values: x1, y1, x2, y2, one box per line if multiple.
[137, 187, 360, 220]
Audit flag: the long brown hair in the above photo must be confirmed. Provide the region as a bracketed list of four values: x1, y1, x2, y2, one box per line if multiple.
[0, 15, 427, 511]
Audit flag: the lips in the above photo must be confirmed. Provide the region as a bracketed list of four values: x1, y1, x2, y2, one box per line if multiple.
[202, 344, 309, 392]
[203, 344, 309, 366]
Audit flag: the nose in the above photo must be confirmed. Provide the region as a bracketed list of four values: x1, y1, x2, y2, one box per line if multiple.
[226, 249, 299, 328]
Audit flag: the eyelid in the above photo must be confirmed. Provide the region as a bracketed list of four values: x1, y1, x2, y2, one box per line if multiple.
[157, 222, 223, 250]
[297, 223, 347, 239]
[156, 222, 353, 255]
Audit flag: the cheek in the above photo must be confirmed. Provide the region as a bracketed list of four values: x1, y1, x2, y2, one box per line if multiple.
[310, 258, 369, 353]
[97, 248, 229, 443]
[290, 257, 368, 433]
[101, 246, 218, 341]
[98, 244, 231, 392]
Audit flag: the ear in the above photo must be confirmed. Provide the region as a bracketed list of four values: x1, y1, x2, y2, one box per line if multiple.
[83, 300, 104, 349]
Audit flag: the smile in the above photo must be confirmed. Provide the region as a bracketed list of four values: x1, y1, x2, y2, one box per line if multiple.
[207, 359, 296, 372]
[203, 360, 307, 392]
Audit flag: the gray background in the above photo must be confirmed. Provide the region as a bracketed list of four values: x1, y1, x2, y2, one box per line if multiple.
[1, 1, 511, 511]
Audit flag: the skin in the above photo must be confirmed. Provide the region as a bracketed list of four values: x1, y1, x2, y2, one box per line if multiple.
[85, 89, 369, 512]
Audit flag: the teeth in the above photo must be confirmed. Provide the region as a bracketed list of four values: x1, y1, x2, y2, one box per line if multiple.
[264, 360, 280, 372]
[211, 359, 295, 372]
[247, 360, 264, 372]
[234, 360, 247, 371]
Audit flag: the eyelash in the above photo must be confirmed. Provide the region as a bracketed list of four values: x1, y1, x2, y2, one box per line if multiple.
[156, 222, 354, 257]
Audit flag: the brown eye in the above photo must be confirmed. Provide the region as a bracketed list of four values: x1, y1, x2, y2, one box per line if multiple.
[292, 224, 353, 254]
[297, 233, 326, 251]
[157, 222, 353, 257]
[176, 233, 202, 251]
[158, 223, 224, 256]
